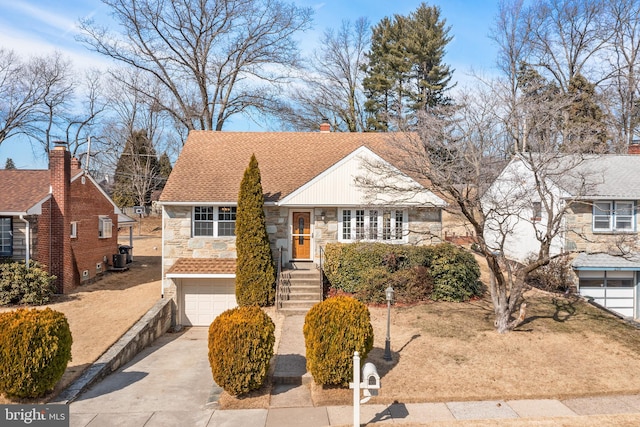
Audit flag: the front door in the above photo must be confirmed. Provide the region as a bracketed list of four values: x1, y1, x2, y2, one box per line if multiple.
[292, 212, 311, 260]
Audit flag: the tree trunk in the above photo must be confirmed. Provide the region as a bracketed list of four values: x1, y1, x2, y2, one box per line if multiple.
[494, 302, 527, 334]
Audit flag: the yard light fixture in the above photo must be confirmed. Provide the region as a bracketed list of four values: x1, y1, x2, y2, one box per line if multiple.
[384, 285, 395, 361]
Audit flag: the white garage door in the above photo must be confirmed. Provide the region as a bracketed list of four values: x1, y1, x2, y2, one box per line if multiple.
[578, 270, 636, 318]
[181, 279, 237, 326]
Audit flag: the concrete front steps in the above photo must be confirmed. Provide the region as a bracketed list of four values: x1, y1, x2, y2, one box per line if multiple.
[277, 262, 323, 315]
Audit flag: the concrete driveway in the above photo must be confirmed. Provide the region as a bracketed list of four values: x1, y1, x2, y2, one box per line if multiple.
[70, 327, 221, 427]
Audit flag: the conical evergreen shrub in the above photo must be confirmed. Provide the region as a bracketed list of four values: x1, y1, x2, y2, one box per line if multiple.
[235, 154, 275, 306]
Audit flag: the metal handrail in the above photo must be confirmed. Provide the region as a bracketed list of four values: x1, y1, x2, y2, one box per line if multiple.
[319, 245, 325, 301]
[275, 247, 291, 310]
[276, 247, 282, 309]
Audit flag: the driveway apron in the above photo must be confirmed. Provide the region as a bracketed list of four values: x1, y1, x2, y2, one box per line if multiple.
[70, 327, 218, 427]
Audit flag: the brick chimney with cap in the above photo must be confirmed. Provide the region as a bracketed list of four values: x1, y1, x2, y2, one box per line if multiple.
[319, 118, 331, 133]
[71, 156, 82, 170]
[46, 144, 76, 293]
[629, 139, 640, 155]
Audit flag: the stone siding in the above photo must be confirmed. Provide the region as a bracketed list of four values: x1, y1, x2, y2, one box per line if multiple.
[565, 201, 640, 253]
[163, 205, 443, 273]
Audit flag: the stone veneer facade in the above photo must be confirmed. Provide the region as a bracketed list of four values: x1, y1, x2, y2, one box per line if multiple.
[564, 201, 640, 254]
[163, 204, 443, 286]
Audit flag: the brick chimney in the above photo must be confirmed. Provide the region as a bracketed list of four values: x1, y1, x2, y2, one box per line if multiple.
[71, 156, 81, 170]
[629, 139, 640, 155]
[48, 144, 76, 293]
[319, 118, 331, 133]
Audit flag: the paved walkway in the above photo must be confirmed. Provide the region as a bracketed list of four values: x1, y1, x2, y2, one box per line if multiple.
[67, 315, 640, 426]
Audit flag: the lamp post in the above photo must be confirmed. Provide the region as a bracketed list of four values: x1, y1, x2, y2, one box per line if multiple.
[384, 285, 395, 361]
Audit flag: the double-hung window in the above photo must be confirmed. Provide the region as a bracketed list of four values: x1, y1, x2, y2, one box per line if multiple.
[340, 208, 406, 242]
[0, 217, 12, 257]
[217, 206, 237, 236]
[193, 206, 237, 237]
[593, 201, 635, 232]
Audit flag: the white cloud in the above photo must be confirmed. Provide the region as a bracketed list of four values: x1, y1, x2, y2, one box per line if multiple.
[2, 0, 79, 36]
[0, 0, 112, 71]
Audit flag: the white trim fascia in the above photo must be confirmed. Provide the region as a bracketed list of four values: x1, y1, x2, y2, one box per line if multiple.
[27, 195, 50, 215]
[159, 201, 236, 206]
[159, 201, 278, 206]
[167, 273, 236, 279]
[0, 212, 27, 216]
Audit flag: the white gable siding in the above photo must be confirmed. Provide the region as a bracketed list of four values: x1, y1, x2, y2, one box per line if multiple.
[483, 157, 565, 262]
[279, 147, 445, 207]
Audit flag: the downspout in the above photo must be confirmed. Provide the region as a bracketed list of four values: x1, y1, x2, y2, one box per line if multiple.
[18, 215, 30, 269]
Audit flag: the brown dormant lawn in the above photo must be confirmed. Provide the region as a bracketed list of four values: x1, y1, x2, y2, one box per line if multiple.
[220, 287, 640, 410]
[0, 219, 162, 404]
[311, 290, 640, 406]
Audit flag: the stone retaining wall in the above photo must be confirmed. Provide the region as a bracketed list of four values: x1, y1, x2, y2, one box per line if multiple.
[53, 297, 173, 404]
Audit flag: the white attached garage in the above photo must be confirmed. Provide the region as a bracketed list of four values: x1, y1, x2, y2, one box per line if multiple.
[181, 278, 237, 326]
[574, 253, 640, 319]
[165, 258, 238, 326]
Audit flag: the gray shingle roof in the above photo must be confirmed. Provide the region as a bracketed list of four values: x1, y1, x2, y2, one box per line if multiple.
[517, 153, 640, 199]
[575, 156, 640, 199]
[573, 252, 640, 269]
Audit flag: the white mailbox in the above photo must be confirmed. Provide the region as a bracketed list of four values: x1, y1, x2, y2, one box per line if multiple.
[361, 362, 380, 397]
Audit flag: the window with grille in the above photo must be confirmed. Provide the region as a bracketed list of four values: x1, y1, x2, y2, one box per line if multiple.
[193, 206, 237, 237]
[340, 208, 406, 242]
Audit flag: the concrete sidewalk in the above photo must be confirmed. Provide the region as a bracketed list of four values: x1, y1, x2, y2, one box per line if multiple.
[68, 315, 640, 426]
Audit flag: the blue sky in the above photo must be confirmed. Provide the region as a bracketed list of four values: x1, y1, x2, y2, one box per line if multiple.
[0, 0, 500, 169]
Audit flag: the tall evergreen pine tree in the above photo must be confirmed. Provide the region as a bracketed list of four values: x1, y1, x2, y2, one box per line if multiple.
[235, 154, 275, 307]
[363, 3, 453, 130]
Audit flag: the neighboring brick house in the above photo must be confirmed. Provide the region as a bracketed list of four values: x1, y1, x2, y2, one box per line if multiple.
[0, 145, 125, 293]
[484, 151, 640, 319]
[159, 130, 447, 326]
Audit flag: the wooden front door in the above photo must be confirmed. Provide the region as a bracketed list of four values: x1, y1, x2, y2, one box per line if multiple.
[292, 212, 311, 259]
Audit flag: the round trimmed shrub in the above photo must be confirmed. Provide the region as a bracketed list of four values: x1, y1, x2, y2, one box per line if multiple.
[208, 306, 275, 396]
[0, 308, 72, 398]
[303, 296, 374, 386]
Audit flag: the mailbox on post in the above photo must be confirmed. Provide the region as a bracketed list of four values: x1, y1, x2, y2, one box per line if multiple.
[349, 352, 381, 426]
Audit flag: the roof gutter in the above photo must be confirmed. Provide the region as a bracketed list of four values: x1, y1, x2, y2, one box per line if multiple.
[18, 215, 30, 269]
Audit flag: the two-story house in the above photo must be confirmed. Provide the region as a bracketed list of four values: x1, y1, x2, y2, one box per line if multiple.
[0, 145, 126, 293]
[159, 130, 446, 326]
[484, 151, 640, 318]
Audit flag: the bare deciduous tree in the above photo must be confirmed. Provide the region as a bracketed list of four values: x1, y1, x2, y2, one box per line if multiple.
[30, 67, 108, 162]
[78, 0, 313, 133]
[279, 18, 370, 132]
[525, 0, 611, 92]
[359, 79, 606, 332]
[0, 49, 71, 148]
[603, 0, 640, 151]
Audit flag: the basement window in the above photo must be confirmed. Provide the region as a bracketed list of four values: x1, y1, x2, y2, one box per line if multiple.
[99, 216, 112, 239]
